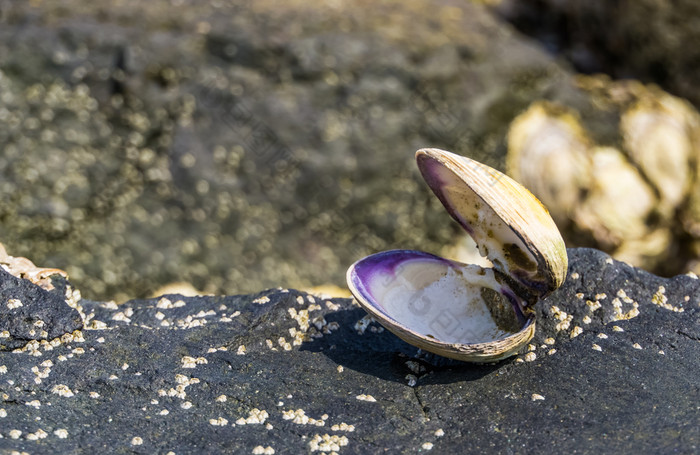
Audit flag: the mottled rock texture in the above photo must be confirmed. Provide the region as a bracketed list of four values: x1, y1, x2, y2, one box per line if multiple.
[0, 0, 577, 301]
[0, 249, 698, 453]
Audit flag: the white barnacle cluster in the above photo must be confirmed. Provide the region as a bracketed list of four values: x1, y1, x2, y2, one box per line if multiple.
[330, 423, 355, 432]
[26, 428, 49, 440]
[515, 343, 538, 362]
[253, 296, 271, 305]
[111, 307, 133, 324]
[282, 408, 327, 426]
[355, 394, 376, 402]
[7, 298, 23, 309]
[353, 314, 382, 335]
[209, 417, 229, 426]
[85, 319, 108, 330]
[549, 305, 573, 332]
[236, 408, 269, 425]
[158, 374, 200, 400]
[523, 352, 536, 362]
[11, 329, 85, 357]
[252, 446, 275, 455]
[308, 434, 349, 453]
[283, 300, 339, 349]
[586, 299, 602, 312]
[220, 310, 241, 322]
[31, 360, 53, 384]
[181, 356, 208, 369]
[25, 399, 41, 408]
[576, 288, 639, 329]
[325, 301, 340, 311]
[51, 384, 75, 398]
[64, 285, 90, 324]
[175, 310, 217, 329]
[157, 297, 186, 309]
[288, 308, 310, 332]
[569, 326, 583, 339]
[609, 290, 640, 321]
[277, 337, 292, 351]
[651, 286, 685, 312]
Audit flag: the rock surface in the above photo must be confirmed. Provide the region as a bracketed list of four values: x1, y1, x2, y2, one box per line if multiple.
[0, 248, 698, 453]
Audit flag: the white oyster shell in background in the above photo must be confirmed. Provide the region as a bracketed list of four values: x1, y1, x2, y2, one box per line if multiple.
[507, 76, 700, 276]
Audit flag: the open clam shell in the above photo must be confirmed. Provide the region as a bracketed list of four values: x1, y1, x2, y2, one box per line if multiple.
[346, 250, 535, 362]
[346, 149, 567, 362]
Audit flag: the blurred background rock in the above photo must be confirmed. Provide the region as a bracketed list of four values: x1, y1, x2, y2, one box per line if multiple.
[496, 0, 700, 107]
[0, 0, 698, 302]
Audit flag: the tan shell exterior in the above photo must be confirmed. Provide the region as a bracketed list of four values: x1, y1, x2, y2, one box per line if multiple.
[416, 148, 568, 299]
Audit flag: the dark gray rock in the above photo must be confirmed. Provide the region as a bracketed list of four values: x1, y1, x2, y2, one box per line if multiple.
[0, 269, 82, 351]
[0, 248, 698, 453]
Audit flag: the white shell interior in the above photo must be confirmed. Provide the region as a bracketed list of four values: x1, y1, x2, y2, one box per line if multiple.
[357, 256, 522, 344]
